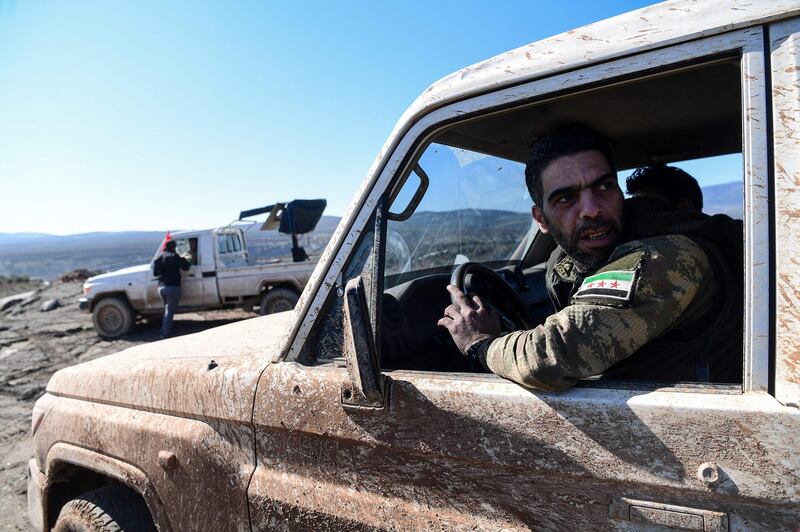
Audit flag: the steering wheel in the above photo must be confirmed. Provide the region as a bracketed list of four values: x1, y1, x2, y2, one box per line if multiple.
[450, 262, 538, 331]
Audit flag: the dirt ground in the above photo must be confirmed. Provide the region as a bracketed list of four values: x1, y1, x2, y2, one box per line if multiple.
[0, 281, 252, 530]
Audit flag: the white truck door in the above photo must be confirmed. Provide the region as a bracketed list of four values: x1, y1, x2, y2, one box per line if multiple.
[144, 240, 205, 310]
[171, 237, 205, 308]
[190, 234, 220, 307]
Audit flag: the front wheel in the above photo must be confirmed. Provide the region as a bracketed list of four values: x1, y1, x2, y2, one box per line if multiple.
[259, 288, 299, 315]
[92, 296, 135, 338]
[53, 484, 155, 532]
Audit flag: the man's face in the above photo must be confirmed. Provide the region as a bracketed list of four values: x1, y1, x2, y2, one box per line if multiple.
[532, 149, 624, 271]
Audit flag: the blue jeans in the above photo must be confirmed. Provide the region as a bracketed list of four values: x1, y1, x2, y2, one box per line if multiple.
[158, 286, 182, 338]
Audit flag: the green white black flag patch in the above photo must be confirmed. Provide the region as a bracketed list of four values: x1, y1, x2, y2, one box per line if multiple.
[574, 270, 636, 301]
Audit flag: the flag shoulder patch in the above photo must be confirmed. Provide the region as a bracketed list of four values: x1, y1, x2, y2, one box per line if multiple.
[573, 270, 637, 302]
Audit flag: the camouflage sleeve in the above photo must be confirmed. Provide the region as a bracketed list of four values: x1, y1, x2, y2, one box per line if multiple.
[483, 235, 713, 392]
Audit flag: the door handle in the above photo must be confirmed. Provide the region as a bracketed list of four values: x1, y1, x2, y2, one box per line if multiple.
[202, 271, 217, 278]
[610, 498, 728, 531]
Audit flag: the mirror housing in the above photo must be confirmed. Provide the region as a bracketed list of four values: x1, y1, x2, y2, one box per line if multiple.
[341, 276, 387, 409]
[387, 163, 429, 222]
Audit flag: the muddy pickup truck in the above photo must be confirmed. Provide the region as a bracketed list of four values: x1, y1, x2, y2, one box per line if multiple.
[79, 199, 326, 338]
[28, 1, 800, 530]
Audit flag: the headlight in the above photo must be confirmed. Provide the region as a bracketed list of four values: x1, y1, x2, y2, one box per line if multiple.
[83, 284, 92, 295]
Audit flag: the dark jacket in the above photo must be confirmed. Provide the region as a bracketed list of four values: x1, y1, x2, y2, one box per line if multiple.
[153, 252, 191, 287]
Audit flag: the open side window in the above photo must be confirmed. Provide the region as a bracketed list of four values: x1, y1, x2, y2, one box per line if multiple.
[298, 26, 770, 396]
[371, 52, 751, 389]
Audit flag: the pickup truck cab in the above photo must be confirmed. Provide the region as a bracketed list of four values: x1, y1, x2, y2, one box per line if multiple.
[29, 1, 800, 530]
[80, 225, 316, 338]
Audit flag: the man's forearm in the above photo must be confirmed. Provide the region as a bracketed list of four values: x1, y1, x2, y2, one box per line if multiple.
[483, 236, 710, 392]
[484, 312, 603, 392]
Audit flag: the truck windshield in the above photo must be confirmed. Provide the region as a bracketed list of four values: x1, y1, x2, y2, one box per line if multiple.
[385, 143, 534, 287]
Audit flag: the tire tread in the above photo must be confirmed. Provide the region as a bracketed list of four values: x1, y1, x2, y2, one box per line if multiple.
[54, 484, 155, 532]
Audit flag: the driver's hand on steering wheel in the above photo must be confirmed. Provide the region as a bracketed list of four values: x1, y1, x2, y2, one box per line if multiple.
[438, 285, 502, 354]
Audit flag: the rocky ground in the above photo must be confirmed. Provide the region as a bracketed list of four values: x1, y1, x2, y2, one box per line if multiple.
[0, 280, 252, 530]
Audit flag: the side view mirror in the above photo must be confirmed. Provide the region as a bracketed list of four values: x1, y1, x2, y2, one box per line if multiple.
[341, 276, 387, 410]
[387, 163, 429, 222]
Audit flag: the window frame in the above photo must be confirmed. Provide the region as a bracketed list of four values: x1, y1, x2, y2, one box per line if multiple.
[288, 27, 770, 393]
[770, 16, 800, 406]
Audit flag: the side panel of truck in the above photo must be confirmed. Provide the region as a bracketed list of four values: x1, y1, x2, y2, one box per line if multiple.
[250, 364, 800, 530]
[215, 261, 314, 300]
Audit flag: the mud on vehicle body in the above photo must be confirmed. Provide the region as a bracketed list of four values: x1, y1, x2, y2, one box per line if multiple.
[30, 1, 800, 530]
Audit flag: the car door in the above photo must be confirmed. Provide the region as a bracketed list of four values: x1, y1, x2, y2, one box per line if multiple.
[189, 234, 221, 306]
[171, 237, 205, 308]
[249, 23, 800, 530]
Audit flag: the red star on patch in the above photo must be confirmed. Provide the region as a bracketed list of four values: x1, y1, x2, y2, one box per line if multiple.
[597, 280, 605, 287]
[587, 282, 594, 288]
[610, 281, 619, 288]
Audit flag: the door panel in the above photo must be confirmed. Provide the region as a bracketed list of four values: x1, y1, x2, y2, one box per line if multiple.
[146, 237, 209, 310]
[144, 272, 204, 308]
[177, 268, 204, 307]
[248, 363, 800, 530]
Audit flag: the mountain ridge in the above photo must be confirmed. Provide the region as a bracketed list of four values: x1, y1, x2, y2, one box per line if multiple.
[0, 181, 742, 280]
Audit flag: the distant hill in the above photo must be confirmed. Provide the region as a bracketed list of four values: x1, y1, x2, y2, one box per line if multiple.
[0, 181, 742, 282]
[0, 232, 53, 243]
[0, 231, 168, 281]
[0, 216, 341, 281]
[0, 231, 167, 250]
[702, 181, 742, 219]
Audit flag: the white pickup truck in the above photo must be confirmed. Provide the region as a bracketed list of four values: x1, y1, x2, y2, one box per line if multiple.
[80, 200, 327, 338]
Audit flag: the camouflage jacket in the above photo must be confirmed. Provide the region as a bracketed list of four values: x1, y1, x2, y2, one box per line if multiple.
[479, 198, 743, 391]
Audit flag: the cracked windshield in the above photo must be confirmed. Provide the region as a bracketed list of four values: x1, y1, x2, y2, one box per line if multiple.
[385, 143, 533, 286]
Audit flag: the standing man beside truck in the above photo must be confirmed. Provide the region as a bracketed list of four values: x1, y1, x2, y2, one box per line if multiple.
[152, 239, 190, 338]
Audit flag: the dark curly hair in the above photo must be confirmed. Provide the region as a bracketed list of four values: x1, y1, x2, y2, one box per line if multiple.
[525, 124, 616, 206]
[626, 164, 703, 210]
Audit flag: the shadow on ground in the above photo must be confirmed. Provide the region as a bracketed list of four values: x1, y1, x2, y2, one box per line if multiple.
[122, 315, 254, 342]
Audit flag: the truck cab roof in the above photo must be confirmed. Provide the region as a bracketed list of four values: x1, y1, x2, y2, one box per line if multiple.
[396, 0, 799, 170]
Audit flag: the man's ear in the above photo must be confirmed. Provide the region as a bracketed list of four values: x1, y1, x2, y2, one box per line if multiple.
[532, 206, 549, 234]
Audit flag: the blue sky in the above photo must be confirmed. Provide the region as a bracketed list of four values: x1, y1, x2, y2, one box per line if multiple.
[0, 0, 691, 235]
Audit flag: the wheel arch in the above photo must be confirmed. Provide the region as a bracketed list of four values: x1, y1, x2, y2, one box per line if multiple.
[258, 280, 302, 295]
[43, 443, 171, 531]
[88, 291, 134, 313]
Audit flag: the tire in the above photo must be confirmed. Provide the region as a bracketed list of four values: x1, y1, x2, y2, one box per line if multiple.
[92, 297, 135, 339]
[53, 484, 155, 532]
[259, 288, 299, 315]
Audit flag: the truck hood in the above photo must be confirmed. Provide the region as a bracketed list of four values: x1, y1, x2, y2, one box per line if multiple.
[46, 311, 294, 422]
[89, 263, 152, 282]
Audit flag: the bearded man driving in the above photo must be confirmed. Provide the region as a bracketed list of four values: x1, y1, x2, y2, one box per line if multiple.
[438, 125, 742, 391]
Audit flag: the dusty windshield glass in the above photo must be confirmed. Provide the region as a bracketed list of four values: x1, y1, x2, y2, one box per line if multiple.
[385, 142, 533, 286]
